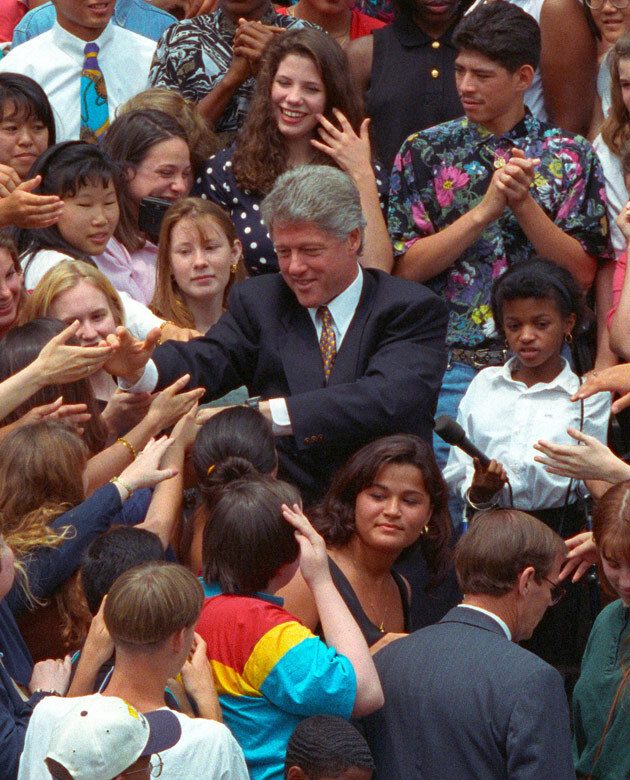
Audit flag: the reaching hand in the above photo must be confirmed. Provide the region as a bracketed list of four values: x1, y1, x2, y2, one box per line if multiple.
[468, 457, 507, 504]
[29, 655, 72, 696]
[0, 175, 64, 229]
[559, 531, 598, 583]
[281, 503, 330, 589]
[101, 389, 153, 436]
[534, 427, 630, 483]
[17, 397, 91, 434]
[145, 374, 205, 433]
[102, 326, 161, 384]
[170, 403, 200, 453]
[83, 596, 114, 667]
[180, 633, 214, 695]
[494, 147, 539, 208]
[118, 435, 178, 492]
[0, 164, 21, 197]
[572, 365, 628, 413]
[159, 323, 203, 343]
[35, 320, 113, 384]
[311, 110, 373, 178]
[233, 20, 285, 77]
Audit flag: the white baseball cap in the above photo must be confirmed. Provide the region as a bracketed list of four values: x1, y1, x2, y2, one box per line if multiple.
[45, 697, 181, 780]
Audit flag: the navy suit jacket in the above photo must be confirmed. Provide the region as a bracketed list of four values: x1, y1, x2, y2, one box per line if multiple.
[152, 269, 448, 500]
[361, 606, 576, 780]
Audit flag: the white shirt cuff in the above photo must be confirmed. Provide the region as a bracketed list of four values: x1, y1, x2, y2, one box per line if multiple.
[117, 360, 159, 393]
[268, 397, 293, 435]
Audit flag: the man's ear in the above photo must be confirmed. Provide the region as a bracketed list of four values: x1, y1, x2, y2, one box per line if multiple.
[513, 63, 535, 93]
[516, 565, 536, 597]
[347, 227, 362, 255]
[286, 767, 308, 780]
[170, 626, 187, 654]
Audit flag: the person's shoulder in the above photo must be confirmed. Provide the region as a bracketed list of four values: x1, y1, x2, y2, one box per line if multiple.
[533, 118, 597, 155]
[13, 1, 54, 32]
[1, 29, 54, 64]
[126, 0, 177, 22]
[169, 709, 239, 742]
[364, 268, 446, 310]
[591, 598, 627, 632]
[274, 13, 319, 29]
[109, 24, 157, 53]
[155, 12, 214, 43]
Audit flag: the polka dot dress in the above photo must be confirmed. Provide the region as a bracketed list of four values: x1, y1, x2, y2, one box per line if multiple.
[193, 146, 390, 277]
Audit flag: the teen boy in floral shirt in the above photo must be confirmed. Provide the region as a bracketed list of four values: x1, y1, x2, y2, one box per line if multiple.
[388, 0, 610, 471]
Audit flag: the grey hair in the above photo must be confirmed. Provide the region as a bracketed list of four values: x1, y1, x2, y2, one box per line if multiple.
[261, 165, 367, 253]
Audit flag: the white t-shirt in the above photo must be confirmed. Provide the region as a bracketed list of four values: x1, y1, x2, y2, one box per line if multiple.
[0, 21, 155, 142]
[22, 248, 162, 338]
[18, 694, 250, 780]
[593, 133, 628, 258]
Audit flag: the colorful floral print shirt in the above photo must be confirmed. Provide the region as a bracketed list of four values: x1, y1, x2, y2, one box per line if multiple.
[388, 111, 611, 347]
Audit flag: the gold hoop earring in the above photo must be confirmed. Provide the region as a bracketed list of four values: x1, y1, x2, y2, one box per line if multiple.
[564, 333, 573, 344]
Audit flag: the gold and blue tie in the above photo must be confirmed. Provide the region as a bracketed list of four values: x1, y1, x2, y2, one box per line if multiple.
[80, 42, 109, 143]
[317, 306, 337, 383]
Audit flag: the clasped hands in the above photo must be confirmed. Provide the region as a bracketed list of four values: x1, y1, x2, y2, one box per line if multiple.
[481, 147, 540, 221]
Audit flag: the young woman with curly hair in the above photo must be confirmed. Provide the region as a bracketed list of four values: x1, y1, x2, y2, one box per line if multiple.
[278, 434, 454, 653]
[194, 27, 392, 276]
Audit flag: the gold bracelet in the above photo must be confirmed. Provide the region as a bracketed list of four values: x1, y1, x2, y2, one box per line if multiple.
[116, 437, 137, 461]
[464, 487, 499, 511]
[110, 476, 134, 499]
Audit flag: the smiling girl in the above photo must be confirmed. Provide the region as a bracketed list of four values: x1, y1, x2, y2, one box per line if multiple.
[279, 434, 453, 651]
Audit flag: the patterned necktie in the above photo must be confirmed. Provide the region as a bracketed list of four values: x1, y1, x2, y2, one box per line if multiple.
[317, 306, 337, 383]
[80, 42, 109, 143]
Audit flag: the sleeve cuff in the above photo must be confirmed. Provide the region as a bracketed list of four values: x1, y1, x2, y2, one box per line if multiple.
[268, 397, 293, 436]
[117, 360, 159, 393]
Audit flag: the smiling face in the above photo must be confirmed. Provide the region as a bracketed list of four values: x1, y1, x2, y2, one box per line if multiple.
[353, 463, 433, 554]
[273, 220, 360, 308]
[49, 280, 117, 346]
[455, 49, 531, 135]
[0, 249, 22, 337]
[169, 215, 241, 304]
[591, 0, 630, 44]
[56, 178, 119, 256]
[502, 296, 575, 385]
[271, 54, 327, 143]
[0, 102, 49, 180]
[127, 137, 193, 207]
[51, 0, 115, 40]
[619, 56, 630, 114]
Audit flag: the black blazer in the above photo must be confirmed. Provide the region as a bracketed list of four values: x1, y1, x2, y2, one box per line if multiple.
[153, 269, 448, 500]
[361, 606, 576, 780]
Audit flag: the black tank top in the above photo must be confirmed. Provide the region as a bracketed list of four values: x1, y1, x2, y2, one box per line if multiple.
[316, 556, 411, 647]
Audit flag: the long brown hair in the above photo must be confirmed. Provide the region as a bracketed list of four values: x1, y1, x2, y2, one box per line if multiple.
[232, 28, 363, 195]
[151, 197, 243, 329]
[0, 234, 25, 338]
[601, 33, 630, 155]
[310, 435, 453, 590]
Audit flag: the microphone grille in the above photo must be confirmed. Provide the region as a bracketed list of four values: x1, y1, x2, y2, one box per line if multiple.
[433, 415, 465, 445]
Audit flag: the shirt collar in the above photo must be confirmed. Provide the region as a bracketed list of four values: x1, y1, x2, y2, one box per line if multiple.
[458, 604, 512, 639]
[200, 579, 284, 605]
[113, 0, 133, 26]
[466, 106, 536, 148]
[393, 12, 458, 48]
[497, 356, 578, 393]
[308, 266, 363, 338]
[52, 18, 115, 56]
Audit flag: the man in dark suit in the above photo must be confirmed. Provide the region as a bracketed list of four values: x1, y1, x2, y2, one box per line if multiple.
[107, 165, 448, 501]
[361, 509, 576, 780]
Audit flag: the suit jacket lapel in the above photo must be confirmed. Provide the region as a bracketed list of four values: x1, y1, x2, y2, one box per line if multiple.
[329, 271, 376, 385]
[279, 302, 326, 394]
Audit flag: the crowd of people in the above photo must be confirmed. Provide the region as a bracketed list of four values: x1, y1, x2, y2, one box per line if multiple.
[1, 0, 630, 777]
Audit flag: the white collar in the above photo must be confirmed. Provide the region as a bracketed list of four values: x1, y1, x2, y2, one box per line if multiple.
[458, 603, 512, 640]
[307, 267, 363, 339]
[497, 356, 578, 394]
[52, 19, 115, 58]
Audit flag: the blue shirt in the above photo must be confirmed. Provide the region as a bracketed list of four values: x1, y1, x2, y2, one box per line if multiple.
[12, 0, 176, 46]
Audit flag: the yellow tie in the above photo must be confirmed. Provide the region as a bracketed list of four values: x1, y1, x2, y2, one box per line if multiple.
[317, 306, 337, 383]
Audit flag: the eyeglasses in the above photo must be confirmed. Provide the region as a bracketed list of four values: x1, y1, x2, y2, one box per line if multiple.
[585, 0, 630, 10]
[123, 755, 164, 778]
[542, 576, 566, 606]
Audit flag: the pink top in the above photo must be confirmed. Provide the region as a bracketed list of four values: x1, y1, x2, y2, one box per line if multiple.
[95, 236, 158, 305]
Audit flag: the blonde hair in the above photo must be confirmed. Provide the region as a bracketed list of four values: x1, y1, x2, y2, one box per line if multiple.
[22, 260, 124, 327]
[118, 88, 218, 171]
[151, 197, 244, 329]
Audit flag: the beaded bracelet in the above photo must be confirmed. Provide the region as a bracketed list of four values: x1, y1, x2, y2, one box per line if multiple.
[116, 437, 137, 461]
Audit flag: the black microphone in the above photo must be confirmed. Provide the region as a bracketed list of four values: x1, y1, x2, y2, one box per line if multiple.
[434, 415, 491, 468]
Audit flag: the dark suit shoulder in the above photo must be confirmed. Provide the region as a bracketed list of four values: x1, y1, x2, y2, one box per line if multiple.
[362, 268, 447, 312]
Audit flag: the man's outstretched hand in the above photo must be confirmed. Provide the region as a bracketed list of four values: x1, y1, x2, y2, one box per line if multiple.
[101, 326, 161, 384]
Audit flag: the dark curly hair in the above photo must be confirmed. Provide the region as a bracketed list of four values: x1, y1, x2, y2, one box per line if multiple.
[490, 256, 584, 338]
[233, 27, 363, 195]
[310, 434, 452, 590]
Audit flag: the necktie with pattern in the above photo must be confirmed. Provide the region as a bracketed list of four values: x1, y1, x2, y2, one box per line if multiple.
[317, 305, 337, 382]
[80, 42, 109, 143]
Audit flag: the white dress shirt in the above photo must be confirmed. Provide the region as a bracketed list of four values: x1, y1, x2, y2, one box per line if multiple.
[122, 268, 365, 434]
[442, 357, 611, 509]
[0, 21, 155, 141]
[457, 604, 512, 640]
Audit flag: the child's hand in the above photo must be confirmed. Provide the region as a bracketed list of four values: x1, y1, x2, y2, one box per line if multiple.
[468, 457, 507, 504]
[117, 435, 178, 494]
[282, 503, 330, 588]
[145, 374, 205, 434]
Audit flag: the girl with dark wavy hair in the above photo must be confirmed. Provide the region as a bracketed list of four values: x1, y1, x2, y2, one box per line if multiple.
[279, 434, 453, 651]
[194, 27, 392, 276]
